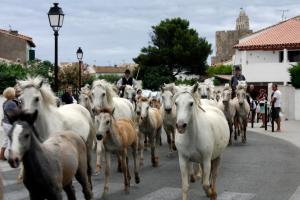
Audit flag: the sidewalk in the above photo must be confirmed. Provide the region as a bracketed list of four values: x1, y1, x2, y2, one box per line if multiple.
[249, 120, 300, 148]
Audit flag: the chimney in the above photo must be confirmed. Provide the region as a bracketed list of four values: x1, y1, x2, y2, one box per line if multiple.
[9, 30, 18, 35]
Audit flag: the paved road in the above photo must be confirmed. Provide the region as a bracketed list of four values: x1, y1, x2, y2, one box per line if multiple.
[1, 131, 300, 200]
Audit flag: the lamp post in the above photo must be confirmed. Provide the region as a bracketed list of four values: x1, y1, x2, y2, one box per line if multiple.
[76, 47, 83, 90]
[48, 3, 64, 92]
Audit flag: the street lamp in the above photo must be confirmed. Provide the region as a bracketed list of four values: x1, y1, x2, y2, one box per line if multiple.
[76, 47, 83, 89]
[48, 3, 64, 92]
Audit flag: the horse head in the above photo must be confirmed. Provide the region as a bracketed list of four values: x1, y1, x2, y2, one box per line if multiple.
[236, 87, 246, 105]
[124, 85, 136, 103]
[174, 83, 200, 134]
[8, 110, 38, 168]
[139, 97, 150, 121]
[17, 77, 56, 115]
[94, 108, 115, 141]
[161, 90, 173, 114]
[222, 88, 232, 103]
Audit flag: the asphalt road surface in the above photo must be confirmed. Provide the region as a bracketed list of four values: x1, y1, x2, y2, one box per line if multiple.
[2, 131, 300, 200]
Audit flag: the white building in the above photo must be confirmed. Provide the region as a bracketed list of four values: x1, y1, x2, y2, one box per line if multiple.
[233, 16, 300, 85]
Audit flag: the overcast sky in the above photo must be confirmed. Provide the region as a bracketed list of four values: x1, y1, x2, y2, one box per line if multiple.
[1, 0, 299, 66]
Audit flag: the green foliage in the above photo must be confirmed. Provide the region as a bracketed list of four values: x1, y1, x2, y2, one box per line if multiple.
[206, 65, 233, 76]
[133, 17, 212, 83]
[174, 78, 198, 86]
[213, 78, 222, 86]
[97, 74, 121, 84]
[289, 63, 300, 88]
[0, 62, 27, 93]
[135, 65, 174, 90]
[26, 60, 54, 85]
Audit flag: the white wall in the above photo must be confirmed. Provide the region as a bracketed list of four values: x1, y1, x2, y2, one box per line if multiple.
[243, 62, 294, 83]
[295, 90, 300, 120]
[247, 50, 279, 64]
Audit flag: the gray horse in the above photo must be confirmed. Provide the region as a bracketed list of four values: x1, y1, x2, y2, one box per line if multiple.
[8, 112, 93, 200]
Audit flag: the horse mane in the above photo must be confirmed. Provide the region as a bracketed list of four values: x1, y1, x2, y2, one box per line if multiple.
[97, 108, 113, 114]
[92, 79, 117, 104]
[139, 97, 149, 102]
[18, 76, 56, 106]
[237, 84, 246, 90]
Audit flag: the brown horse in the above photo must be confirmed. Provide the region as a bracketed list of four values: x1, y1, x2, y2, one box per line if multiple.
[95, 108, 140, 198]
[8, 112, 93, 200]
[136, 97, 162, 167]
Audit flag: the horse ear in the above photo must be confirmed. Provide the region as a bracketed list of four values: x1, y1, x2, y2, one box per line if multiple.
[112, 107, 115, 115]
[191, 83, 199, 94]
[38, 80, 43, 88]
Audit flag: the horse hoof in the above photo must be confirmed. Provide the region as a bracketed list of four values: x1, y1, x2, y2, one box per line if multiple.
[135, 176, 140, 184]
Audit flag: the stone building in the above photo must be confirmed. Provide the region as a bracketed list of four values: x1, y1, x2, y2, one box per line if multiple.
[211, 8, 253, 65]
[0, 28, 35, 63]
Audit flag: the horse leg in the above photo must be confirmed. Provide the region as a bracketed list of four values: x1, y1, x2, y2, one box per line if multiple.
[138, 133, 145, 167]
[102, 151, 111, 198]
[234, 118, 238, 141]
[202, 157, 213, 198]
[117, 153, 123, 173]
[171, 129, 177, 151]
[228, 122, 232, 145]
[132, 142, 140, 184]
[75, 155, 93, 200]
[95, 140, 103, 174]
[121, 151, 129, 193]
[178, 154, 190, 200]
[210, 157, 221, 200]
[189, 163, 196, 183]
[165, 128, 173, 154]
[63, 183, 76, 200]
[17, 163, 24, 183]
[243, 119, 247, 143]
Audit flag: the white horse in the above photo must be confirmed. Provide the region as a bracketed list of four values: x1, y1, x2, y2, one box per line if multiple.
[233, 83, 250, 143]
[91, 80, 134, 121]
[123, 85, 136, 103]
[79, 85, 93, 116]
[160, 87, 177, 154]
[174, 83, 229, 200]
[217, 84, 236, 144]
[17, 77, 96, 182]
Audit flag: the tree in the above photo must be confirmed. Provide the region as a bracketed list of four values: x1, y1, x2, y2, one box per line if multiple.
[133, 18, 212, 89]
[26, 60, 54, 86]
[206, 64, 233, 76]
[0, 62, 27, 93]
[289, 63, 300, 88]
[58, 63, 94, 90]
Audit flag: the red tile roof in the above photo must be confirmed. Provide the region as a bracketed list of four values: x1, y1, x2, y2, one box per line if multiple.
[234, 16, 300, 50]
[0, 29, 35, 47]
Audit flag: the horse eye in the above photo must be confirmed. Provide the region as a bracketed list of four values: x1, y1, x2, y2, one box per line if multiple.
[106, 120, 110, 124]
[190, 102, 193, 106]
[24, 134, 30, 139]
[35, 97, 39, 102]
[102, 93, 106, 97]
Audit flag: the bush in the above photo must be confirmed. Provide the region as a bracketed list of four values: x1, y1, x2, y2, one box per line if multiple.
[0, 62, 27, 93]
[175, 79, 198, 86]
[213, 78, 222, 86]
[289, 63, 300, 88]
[206, 64, 232, 76]
[134, 65, 174, 90]
[97, 74, 121, 84]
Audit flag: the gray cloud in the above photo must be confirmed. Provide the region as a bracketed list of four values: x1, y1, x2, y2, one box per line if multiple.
[0, 0, 299, 65]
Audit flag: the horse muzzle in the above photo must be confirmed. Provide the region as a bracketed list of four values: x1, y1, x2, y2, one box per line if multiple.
[164, 108, 172, 113]
[176, 122, 187, 134]
[8, 156, 20, 168]
[96, 134, 103, 141]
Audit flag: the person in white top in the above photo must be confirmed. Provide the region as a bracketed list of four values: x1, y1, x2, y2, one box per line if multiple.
[271, 83, 282, 132]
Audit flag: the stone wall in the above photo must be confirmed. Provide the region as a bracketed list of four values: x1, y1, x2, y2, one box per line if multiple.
[0, 32, 27, 63]
[211, 29, 252, 65]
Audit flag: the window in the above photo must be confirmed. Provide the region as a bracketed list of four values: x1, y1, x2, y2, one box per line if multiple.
[279, 51, 283, 62]
[288, 50, 300, 62]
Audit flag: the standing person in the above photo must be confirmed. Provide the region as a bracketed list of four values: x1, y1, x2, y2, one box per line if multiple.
[271, 83, 282, 132]
[230, 66, 246, 98]
[247, 84, 258, 122]
[1, 87, 20, 160]
[117, 69, 137, 97]
[258, 89, 267, 128]
[61, 85, 77, 105]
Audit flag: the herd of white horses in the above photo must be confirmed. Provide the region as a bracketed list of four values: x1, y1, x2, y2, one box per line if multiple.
[5, 76, 251, 200]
